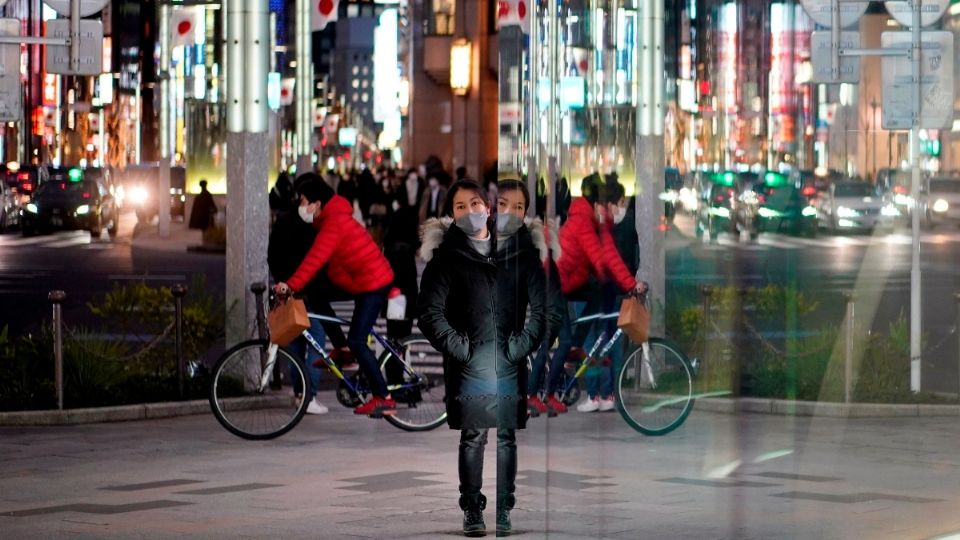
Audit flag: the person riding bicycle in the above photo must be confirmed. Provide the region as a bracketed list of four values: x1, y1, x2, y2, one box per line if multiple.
[417, 179, 546, 536]
[531, 173, 642, 415]
[274, 178, 398, 418]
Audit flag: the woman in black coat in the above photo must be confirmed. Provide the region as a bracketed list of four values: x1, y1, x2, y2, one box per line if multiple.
[417, 179, 546, 536]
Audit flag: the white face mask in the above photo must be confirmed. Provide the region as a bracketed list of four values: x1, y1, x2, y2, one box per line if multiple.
[298, 204, 315, 224]
[613, 206, 627, 224]
[455, 211, 489, 237]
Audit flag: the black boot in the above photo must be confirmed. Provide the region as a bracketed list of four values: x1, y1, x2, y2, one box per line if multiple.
[495, 507, 512, 536]
[461, 495, 486, 537]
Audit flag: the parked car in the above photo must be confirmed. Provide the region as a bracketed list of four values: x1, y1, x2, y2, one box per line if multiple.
[922, 177, 960, 228]
[21, 177, 118, 238]
[816, 181, 897, 233]
[0, 178, 21, 232]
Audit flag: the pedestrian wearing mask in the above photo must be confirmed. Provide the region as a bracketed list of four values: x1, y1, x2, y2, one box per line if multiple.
[417, 179, 546, 537]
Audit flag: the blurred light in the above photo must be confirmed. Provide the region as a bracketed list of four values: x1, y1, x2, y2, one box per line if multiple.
[76, 205, 90, 215]
[802, 206, 818, 217]
[838, 219, 858, 227]
[933, 199, 949, 213]
[26, 203, 38, 214]
[882, 204, 901, 217]
[759, 207, 781, 218]
[449, 39, 472, 96]
[836, 206, 860, 218]
[68, 168, 82, 182]
[129, 186, 149, 206]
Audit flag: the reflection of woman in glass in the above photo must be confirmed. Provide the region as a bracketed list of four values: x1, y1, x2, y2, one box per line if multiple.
[417, 179, 546, 537]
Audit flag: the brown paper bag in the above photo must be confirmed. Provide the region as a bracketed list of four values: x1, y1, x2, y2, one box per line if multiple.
[267, 298, 310, 346]
[617, 295, 650, 344]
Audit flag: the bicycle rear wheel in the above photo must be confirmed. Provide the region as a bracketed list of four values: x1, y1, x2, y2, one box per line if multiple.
[380, 336, 447, 431]
[209, 339, 309, 440]
[616, 337, 695, 436]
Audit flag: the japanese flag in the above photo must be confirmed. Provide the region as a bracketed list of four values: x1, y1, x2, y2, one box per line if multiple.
[313, 0, 339, 32]
[280, 78, 295, 106]
[170, 8, 199, 48]
[498, 0, 530, 34]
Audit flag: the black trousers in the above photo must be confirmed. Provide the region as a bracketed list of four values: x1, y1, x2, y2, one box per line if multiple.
[458, 428, 517, 513]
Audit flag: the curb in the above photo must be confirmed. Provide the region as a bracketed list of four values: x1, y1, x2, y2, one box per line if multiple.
[695, 397, 960, 418]
[3, 397, 960, 427]
[0, 400, 211, 426]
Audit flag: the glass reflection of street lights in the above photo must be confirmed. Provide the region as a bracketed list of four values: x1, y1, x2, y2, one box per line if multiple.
[449, 38, 472, 97]
[870, 97, 880, 179]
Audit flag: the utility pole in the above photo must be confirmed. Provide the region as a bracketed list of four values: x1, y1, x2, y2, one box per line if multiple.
[295, 0, 313, 174]
[637, 0, 666, 333]
[225, 0, 271, 345]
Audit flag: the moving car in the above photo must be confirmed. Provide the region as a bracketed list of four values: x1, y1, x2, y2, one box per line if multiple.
[922, 177, 960, 228]
[20, 176, 118, 238]
[817, 181, 897, 233]
[695, 181, 738, 243]
[752, 174, 818, 238]
[118, 163, 187, 223]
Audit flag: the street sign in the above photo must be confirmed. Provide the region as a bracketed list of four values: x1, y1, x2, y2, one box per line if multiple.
[885, 0, 949, 28]
[45, 20, 103, 75]
[799, 0, 869, 29]
[42, 0, 108, 17]
[810, 31, 861, 83]
[0, 19, 21, 122]
[881, 31, 955, 130]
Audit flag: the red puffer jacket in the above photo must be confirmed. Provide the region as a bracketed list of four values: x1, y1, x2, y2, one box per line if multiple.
[287, 195, 394, 294]
[556, 198, 607, 294]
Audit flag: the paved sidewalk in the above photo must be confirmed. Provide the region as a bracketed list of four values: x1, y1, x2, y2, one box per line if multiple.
[2, 391, 960, 539]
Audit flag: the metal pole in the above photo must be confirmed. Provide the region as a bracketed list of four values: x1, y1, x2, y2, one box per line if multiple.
[250, 282, 268, 340]
[701, 285, 712, 385]
[159, 2, 171, 239]
[172, 284, 188, 399]
[70, 0, 80, 73]
[844, 291, 855, 403]
[909, 0, 922, 392]
[49, 290, 66, 410]
[296, 0, 313, 173]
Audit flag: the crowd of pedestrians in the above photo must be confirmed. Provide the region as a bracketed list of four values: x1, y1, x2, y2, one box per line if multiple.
[266, 157, 642, 536]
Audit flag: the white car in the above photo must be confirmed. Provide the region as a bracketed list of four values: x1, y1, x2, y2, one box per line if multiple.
[817, 181, 899, 233]
[923, 177, 960, 228]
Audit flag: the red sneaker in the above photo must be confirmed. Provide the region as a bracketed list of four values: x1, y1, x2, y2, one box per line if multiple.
[354, 396, 398, 418]
[527, 396, 548, 417]
[545, 395, 568, 414]
[330, 347, 359, 370]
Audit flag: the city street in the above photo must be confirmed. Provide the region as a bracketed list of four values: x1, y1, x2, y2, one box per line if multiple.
[1, 397, 960, 539]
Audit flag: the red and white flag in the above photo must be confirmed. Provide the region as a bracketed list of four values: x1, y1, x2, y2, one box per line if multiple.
[313, 0, 339, 32]
[280, 78, 295, 106]
[170, 7, 199, 48]
[498, 0, 530, 34]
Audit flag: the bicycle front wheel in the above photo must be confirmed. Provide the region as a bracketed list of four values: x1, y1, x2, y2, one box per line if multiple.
[616, 337, 695, 436]
[380, 336, 448, 431]
[209, 339, 309, 440]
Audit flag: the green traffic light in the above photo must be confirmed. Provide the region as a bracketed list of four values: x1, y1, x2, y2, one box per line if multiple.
[68, 168, 82, 182]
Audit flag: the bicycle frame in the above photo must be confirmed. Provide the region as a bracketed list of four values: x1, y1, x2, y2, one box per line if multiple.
[560, 313, 657, 395]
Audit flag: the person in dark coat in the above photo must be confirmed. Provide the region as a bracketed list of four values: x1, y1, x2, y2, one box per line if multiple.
[188, 179, 217, 230]
[417, 179, 546, 537]
[382, 169, 423, 338]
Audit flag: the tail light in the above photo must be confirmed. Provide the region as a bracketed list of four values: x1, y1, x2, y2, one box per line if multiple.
[802, 186, 816, 196]
[894, 185, 907, 194]
[82, 192, 91, 199]
[21, 183, 32, 191]
[17, 172, 28, 181]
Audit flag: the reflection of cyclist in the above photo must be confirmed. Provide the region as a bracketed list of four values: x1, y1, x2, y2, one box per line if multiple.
[531, 174, 639, 415]
[275, 179, 398, 418]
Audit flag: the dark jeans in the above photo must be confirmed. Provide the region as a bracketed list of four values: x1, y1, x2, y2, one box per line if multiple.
[528, 281, 606, 396]
[345, 286, 390, 397]
[459, 429, 517, 513]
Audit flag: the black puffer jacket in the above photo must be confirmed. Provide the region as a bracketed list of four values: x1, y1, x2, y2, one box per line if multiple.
[417, 218, 547, 430]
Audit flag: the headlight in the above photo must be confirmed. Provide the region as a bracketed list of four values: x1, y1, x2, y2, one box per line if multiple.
[76, 205, 90, 215]
[933, 199, 949, 213]
[881, 204, 901, 217]
[802, 206, 818, 217]
[836, 206, 860, 218]
[894, 194, 914, 208]
[26, 203, 38, 214]
[129, 186, 149, 205]
[709, 207, 731, 218]
[758, 207, 780, 218]
[658, 191, 679, 203]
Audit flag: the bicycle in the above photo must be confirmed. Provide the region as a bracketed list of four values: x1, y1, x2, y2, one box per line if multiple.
[209, 306, 447, 440]
[548, 290, 699, 436]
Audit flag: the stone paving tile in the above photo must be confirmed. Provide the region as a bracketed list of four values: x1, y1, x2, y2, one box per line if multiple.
[101, 479, 205, 491]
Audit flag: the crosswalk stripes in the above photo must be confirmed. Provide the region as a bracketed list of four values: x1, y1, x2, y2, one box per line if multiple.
[0, 231, 119, 250]
[671, 229, 960, 253]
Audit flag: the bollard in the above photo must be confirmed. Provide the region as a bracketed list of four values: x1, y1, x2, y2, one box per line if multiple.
[955, 293, 960, 398]
[844, 291, 856, 404]
[250, 282, 268, 341]
[700, 285, 713, 385]
[48, 291, 66, 410]
[171, 284, 188, 399]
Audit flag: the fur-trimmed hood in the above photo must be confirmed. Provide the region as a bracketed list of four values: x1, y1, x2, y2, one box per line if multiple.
[418, 216, 558, 263]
